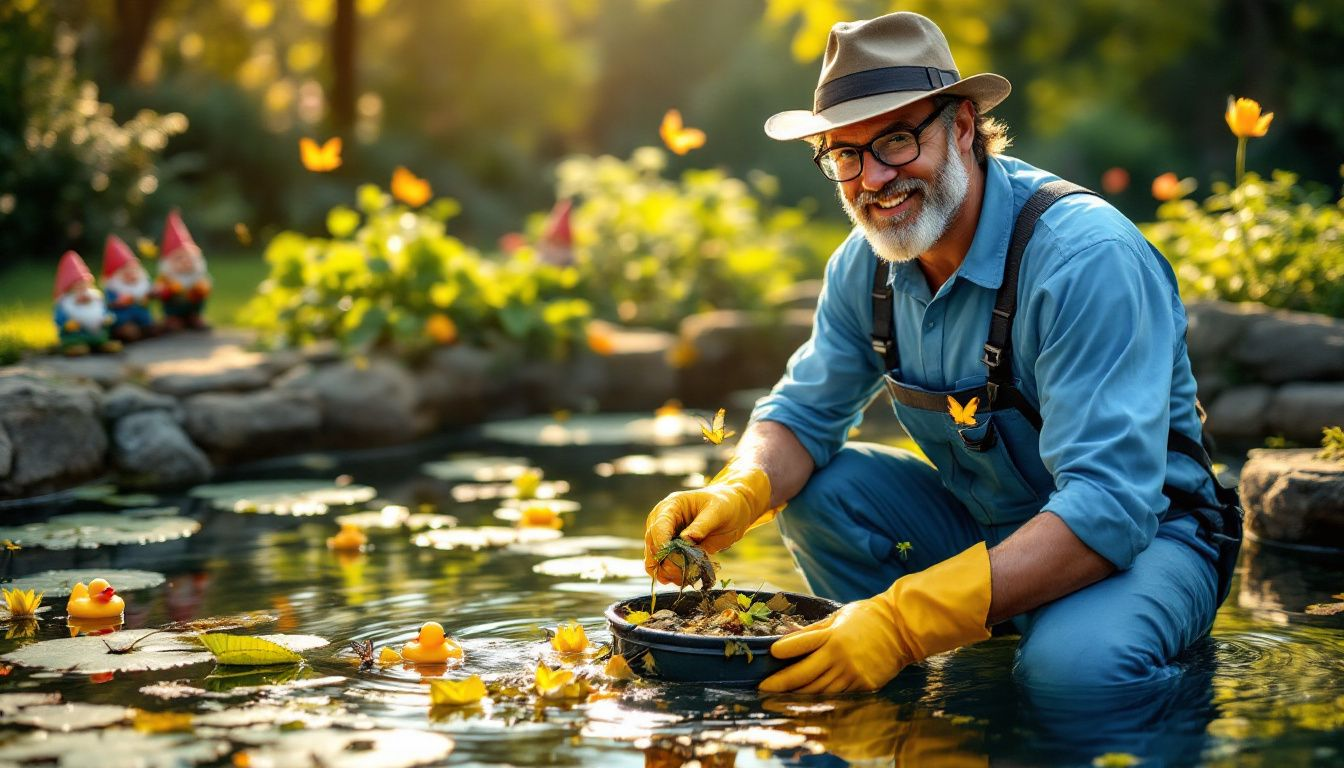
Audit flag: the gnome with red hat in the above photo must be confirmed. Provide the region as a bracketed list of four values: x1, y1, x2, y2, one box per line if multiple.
[154, 210, 212, 331]
[538, 198, 574, 266]
[53, 251, 122, 356]
[101, 235, 156, 342]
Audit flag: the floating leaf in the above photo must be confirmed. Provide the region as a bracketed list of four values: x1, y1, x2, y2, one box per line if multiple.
[0, 728, 229, 767]
[429, 675, 487, 706]
[603, 654, 637, 680]
[534, 662, 588, 700]
[4, 569, 165, 598]
[197, 634, 305, 666]
[411, 526, 561, 552]
[482, 413, 702, 447]
[506, 535, 635, 557]
[450, 480, 569, 503]
[229, 727, 453, 768]
[379, 646, 402, 664]
[0, 510, 199, 550]
[335, 508, 457, 531]
[419, 455, 533, 482]
[533, 556, 647, 581]
[593, 448, 714, 478]
[131, 709, 195, 734]
[0, 702, 131, 730]
[1, 629, 211, 674]
[189, 480, 375, 515]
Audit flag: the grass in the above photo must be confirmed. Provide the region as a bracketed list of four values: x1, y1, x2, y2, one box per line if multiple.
[0, 249, 269, 364]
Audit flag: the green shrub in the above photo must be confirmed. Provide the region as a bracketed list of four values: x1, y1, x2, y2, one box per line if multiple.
[1142, 171, 1344, 317]
[552, 148, 827, 330]
[242, 186, 591, 360]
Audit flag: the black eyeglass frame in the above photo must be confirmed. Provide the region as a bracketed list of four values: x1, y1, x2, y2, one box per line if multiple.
[812, 99, 957, 183]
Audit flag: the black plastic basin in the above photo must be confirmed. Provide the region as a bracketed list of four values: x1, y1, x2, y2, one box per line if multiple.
[605, 590, 842, 687]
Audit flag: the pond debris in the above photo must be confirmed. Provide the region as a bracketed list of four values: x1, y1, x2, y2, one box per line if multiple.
[411, 526, 561, 552]
[428, 675, 487, 707]
[631, 591, 813, 638]
[130, 709, 195, 734]
[326, 523, 368, 552]
[0, 509, 200, 550]
[419, 455, 533, 483]
[532, 556, 647, 582]
[400, 622, 463, 664]
[654, 537, 717, 592]
[189, 479, 376, 515]
[2, 586, 43, 618]
[66, 577, 125, 620]
[3, 569, 165, 598]
[602, 654, 637, 680]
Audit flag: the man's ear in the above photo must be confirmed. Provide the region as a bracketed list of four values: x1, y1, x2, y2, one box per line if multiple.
[955, 101, 977, 156]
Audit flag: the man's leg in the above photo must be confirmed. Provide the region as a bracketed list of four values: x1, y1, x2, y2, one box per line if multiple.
[775, 442, 984, 603]
[1012, 516, 1220, 687]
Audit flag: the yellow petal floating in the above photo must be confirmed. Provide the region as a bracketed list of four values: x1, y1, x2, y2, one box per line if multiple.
[131, 709, 195, 734]
[550, 620, 589, 654]
[535, 661, 573, 696]
[391, 166, 432, 207]
[517, 504, 563, 530]
[1224, 97, 1273, 138]
[659, 109, 706, 156]
[378, 646, 402, 664]
[429, 674, 487, 707]
[603, 653, 637, 680]
[2, 587, 43, 618]
[299, 137, 343, 172]
[946, 395, 980, 426]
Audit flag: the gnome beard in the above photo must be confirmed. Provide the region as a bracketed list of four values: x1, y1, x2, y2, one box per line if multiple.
[161, 252, 206, 289]
[108, 267, 151, 302]
[58, 287, 109, 331]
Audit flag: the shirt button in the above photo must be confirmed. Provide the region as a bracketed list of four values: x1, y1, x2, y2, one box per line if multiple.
[925, 321, 934, 330]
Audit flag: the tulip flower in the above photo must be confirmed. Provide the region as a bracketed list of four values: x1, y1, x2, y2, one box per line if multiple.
[1225, 97, 1273, 185]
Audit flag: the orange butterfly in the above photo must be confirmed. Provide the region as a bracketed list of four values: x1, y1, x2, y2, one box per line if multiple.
[391, 166, 432, 207]
[299, 137, 342, 172]
[660, 109, 706, 155]
[947, 395, 980, 426]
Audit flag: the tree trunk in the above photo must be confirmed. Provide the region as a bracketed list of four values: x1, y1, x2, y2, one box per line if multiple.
[111, 0, 163, 84]
[331, 0, 356, 130]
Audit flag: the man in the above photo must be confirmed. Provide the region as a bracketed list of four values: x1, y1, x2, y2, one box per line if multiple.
[155, 209, 212, 331]
[52, 250, 121, 356]
[644, 12, 1240, 694]
[101, 234, 156, 342]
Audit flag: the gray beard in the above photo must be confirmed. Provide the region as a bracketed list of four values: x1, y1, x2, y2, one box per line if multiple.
[840, 125, 970, 264]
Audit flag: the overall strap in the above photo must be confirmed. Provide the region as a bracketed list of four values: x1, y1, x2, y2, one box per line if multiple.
[983, 180, 1097, 410]
[871, 259, 899, 371]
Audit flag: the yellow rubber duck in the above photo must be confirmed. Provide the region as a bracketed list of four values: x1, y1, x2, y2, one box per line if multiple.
[66, 578, 125, 619]
[327, 523, 368, 551]
[400, 621, 464, 664]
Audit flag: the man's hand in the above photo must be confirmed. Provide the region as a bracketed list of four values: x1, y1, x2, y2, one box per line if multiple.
[760, 542, 992, 694]
[644, 462, 778, 585]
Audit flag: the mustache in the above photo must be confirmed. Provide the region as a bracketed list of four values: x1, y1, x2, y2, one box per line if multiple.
[853, 177, 928, 207]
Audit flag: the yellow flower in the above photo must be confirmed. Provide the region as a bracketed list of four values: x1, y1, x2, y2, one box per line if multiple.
[586, 323, 617, 356]
[550, 620, 589, 654]
[1225, 97, 1273, 138]
[429, 674, 487, 706]
[534, 662, 588, 700]
[425, 313, 458, 345]
[947, 395, 980, 426]
[517, 504, 563, 530]
[1151, 172, 1181, 202]
[512, 468, 543, 500]
[2, 587, 43, 618]
[326, 523, 367, 551]
[391, 166, 432, 207]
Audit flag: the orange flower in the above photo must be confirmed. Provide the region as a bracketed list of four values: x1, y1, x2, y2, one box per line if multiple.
[1152, 172, 1181, 201]
[1225, 97, 1273, 138]
[299, 137, 342, 172]
[1100, 167, 1129, 195]
[586, 323, 616, 356]
[426, 313, 457, 345]
[659, 109, 706, 155]
[392, 166, 432, 207]
[517, 503, 563, 530]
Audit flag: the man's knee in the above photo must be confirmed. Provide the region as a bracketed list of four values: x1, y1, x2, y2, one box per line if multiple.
[1013, 626, 1172, 688]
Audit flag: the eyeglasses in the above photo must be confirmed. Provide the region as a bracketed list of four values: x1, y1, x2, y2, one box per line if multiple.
[813, 101, 952, 183]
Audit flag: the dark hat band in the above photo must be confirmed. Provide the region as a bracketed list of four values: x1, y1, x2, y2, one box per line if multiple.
[814, 66, 960, 112]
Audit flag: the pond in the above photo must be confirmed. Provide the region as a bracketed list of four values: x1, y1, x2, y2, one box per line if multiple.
[0, 408, 1341, 767]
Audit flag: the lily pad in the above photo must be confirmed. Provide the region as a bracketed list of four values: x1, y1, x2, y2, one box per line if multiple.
[420, 455, 533, 482]
[193, 703, 337, 730]
[492, 502, 581, 523]
[189, 480, 376, 515]
[481, 412, 704, 446]
[532, 556, 648, 581]
[508, 536, 643, 557]
[497, 497, 581, 512]
[0, 728, 230, 768]
[2, 702, 132, 731]
[0, 510, 199, 550]
[141, 674, 346, 700]
[228, 727, 454, 768]
[4, 569, 165, 597]
[1, 630, 212, 674]
[450, 480, 569, 503]
[411, 527, 562, 551]
[593, 448, 717, 478]
[334, 507, 457, 530]
[0, 692, 62, 714]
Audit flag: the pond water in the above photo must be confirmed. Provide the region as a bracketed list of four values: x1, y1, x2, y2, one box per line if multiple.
[1, 411, 1341, 767]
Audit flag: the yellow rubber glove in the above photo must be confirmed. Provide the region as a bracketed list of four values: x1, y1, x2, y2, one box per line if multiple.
[644, 461, 781, 585]
[759, 542, 992, 694]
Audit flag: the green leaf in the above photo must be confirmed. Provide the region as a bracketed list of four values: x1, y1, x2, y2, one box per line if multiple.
[197, 634, 303, 666]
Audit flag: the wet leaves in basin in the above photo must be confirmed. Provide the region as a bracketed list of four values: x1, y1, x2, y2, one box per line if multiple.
[481, 412, 705, 446]
[189, 479, 376, 515]
[411, 526, 562, 551]
[420, 455, 533, 482]
[533, 556, 648, 581]
[0, 509, 199, 550]
[4, 569, 165, 597]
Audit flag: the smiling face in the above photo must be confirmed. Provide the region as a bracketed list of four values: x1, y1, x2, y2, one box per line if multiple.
[821, 98, 975, 263]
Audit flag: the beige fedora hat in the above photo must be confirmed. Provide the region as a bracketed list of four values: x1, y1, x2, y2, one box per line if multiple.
[765, 12, 1011, 141]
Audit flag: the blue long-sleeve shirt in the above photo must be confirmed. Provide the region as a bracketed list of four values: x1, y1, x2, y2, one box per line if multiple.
[751, 155, 1213, 570]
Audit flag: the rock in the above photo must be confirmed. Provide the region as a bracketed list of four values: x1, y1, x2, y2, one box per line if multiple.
[1239, 448, 1344, 548]
[1205, 385, 1274, 440]
[277, 359, 426, 446]
[142, 353, 277, 397]
[21, 355, 129, 389]
[414, 345, 496, 427]
[1265, 383, 1344, 444]
[0, 372, 106, 498]
[100, 383, 181, 421]
[0, 423, 11, 477]
[1233, 307, 1344, 384]
[110, 411, 212, 487]
[585, 322, 679, 411]
[513, 356, 607, 414]
[1236, 539, 1344, 618]
[1184, 300, 1265, 376]
[183, 389, 322, 459]
[675, 309, 813, 407]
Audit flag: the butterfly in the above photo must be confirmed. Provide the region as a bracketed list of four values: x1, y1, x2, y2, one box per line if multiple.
[299, 137, 342, 172]
[699, 408, 736, 445]
[946, 395, 980, 426]
[659, 109, 706, 156]
[391, 166, 432, 207]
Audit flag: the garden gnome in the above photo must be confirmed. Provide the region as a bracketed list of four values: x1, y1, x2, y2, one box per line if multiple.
[538, 199, 574, 266]
[154, 209, 211, 331]
[101, 234, 156, 342]
[52, 250, 121, 356]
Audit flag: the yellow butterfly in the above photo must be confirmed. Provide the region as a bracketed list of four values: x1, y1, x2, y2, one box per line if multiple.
[659, 109, 706, 156]
[699, 407, 736, 445]
[391, 166, 432, 207]
[947, 395, 980, 426]
[299, 137, 342, 172]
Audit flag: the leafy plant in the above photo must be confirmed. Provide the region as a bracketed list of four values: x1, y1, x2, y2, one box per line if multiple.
[1318, 426, 1344, 462]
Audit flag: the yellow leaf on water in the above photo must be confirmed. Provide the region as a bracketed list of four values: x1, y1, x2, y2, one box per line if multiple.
[551, 620, 589, 653]
[131, 709, 195, 734]
[603, 654, 637, 680]
[197, 634, 302, 666]
[1092, 753, 1142, 767]
[429, 675, 486, 706]
[378, 646, 401, 663]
